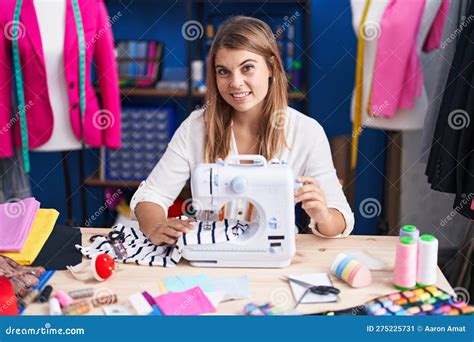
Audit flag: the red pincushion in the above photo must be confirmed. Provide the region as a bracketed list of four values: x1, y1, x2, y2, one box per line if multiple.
[94, 254, 115, 280]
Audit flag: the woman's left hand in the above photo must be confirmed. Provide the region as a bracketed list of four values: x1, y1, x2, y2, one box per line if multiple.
[294, 176, 331, 224]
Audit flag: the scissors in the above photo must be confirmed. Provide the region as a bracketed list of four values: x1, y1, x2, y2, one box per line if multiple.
[282, 276, 340, 308]
[90, 231, 128, 260]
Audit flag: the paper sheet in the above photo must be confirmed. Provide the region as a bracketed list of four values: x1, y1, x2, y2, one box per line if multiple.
[164, 274, 216, 292]
[211, 276, 250, 301]
[154, 286, 215, 315]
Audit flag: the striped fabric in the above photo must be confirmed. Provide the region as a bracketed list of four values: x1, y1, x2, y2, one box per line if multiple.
[76, 220, 249, 267]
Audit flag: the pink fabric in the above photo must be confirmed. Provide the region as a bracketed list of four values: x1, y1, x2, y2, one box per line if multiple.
[154, 287, 216, 315]
[371, 0, 450, 117]
[423, 0, 450, 51]
[0, 197, 40, 252]
[0, 0, 121, 158]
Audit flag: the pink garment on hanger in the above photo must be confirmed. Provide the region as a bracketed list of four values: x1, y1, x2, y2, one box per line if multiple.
[371, 0, 450, 117]
[0, 0, 121, 157]
[0, 197, 40, 252]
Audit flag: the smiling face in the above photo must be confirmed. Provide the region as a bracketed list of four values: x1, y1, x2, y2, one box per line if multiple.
[214, 48, 272, 117]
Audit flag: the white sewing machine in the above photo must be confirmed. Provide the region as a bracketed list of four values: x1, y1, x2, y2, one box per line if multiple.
[182, 155, 297, 268]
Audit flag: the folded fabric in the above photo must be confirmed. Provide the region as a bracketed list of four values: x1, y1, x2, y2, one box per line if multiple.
[0, 197, 40, 252]
[31, 224, 82, 270]
[76, 220, 249, 267]
[0, 209, 59, 265]
[154, 286, 215, 315]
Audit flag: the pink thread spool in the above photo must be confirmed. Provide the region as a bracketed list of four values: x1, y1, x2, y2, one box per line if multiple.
[393, 236, 417, 290]
[55, 290, 74, 308]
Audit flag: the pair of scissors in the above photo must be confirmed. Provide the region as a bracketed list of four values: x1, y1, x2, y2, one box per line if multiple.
[282, 276, 340, 308]
[89, 231, 128, 260]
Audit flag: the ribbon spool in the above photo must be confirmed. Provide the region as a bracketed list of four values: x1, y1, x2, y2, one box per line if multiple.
[330, 253, 372, 288]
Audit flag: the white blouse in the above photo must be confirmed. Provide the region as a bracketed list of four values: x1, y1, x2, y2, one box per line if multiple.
[130, 107, 355, 238]
[32, 0, 82, 151]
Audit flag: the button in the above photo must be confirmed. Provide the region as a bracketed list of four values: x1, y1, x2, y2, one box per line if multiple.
[231, 176, 247, 193]
[269, 246, 283, 253]
[73, 103, 78, 109]
[269, 217, 278, 229]
[69, 82, 74, 89]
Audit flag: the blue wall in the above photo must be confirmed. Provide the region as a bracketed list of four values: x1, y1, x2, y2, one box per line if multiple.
[309, 0, 385, 235]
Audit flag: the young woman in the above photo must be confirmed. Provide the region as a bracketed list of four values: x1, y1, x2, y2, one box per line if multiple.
[131, 16, 354, 246]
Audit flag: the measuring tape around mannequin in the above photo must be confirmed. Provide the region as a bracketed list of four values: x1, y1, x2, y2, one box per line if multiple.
[12, 0, 86, 173]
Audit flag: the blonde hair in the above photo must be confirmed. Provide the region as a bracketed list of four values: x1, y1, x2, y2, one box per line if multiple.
[204, 16, 288, 163]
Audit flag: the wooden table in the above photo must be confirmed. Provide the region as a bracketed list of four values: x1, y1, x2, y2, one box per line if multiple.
[24, 228, 454, 315]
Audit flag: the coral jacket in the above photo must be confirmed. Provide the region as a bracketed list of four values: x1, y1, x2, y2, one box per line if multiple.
[0, 0, 121, 157]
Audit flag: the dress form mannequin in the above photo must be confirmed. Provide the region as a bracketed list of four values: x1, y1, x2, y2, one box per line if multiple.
[1, 0, 121, 220]
[31, 0, 85, 224]
[350, 0, 443, 130]
[32, 0, 81, 151]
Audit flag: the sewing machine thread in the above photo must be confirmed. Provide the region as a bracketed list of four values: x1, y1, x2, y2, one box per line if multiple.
[68, 288, 95, 299]
[92, 294, 118, 307]
[62, 300, 91, 315]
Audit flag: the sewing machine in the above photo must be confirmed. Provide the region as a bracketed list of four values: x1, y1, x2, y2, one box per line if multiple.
[182, 155, 297, 268]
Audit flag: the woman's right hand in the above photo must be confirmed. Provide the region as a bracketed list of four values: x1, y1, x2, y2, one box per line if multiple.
[147, 218, 195, 245]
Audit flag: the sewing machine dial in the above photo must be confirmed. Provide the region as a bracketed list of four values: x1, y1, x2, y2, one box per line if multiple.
[231, 176, 247, 193]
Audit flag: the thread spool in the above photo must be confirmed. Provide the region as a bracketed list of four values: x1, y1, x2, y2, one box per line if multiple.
[68, 288, 95, 300]
[399, 225, 419, 240]
[393, 236, 417, 290]
[92, 294, 117, 307]
[417, 234, 438, 287]
[62, 300, 91, 315]
[55, 290, 74, 308]
[49, 298, 62, 315]
[38, 285, 53, 303]
[331, 253, 372, 288]
[18, 289, 40, 308]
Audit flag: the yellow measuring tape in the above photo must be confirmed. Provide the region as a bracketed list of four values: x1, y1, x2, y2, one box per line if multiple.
[351, 0, 372, 170]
